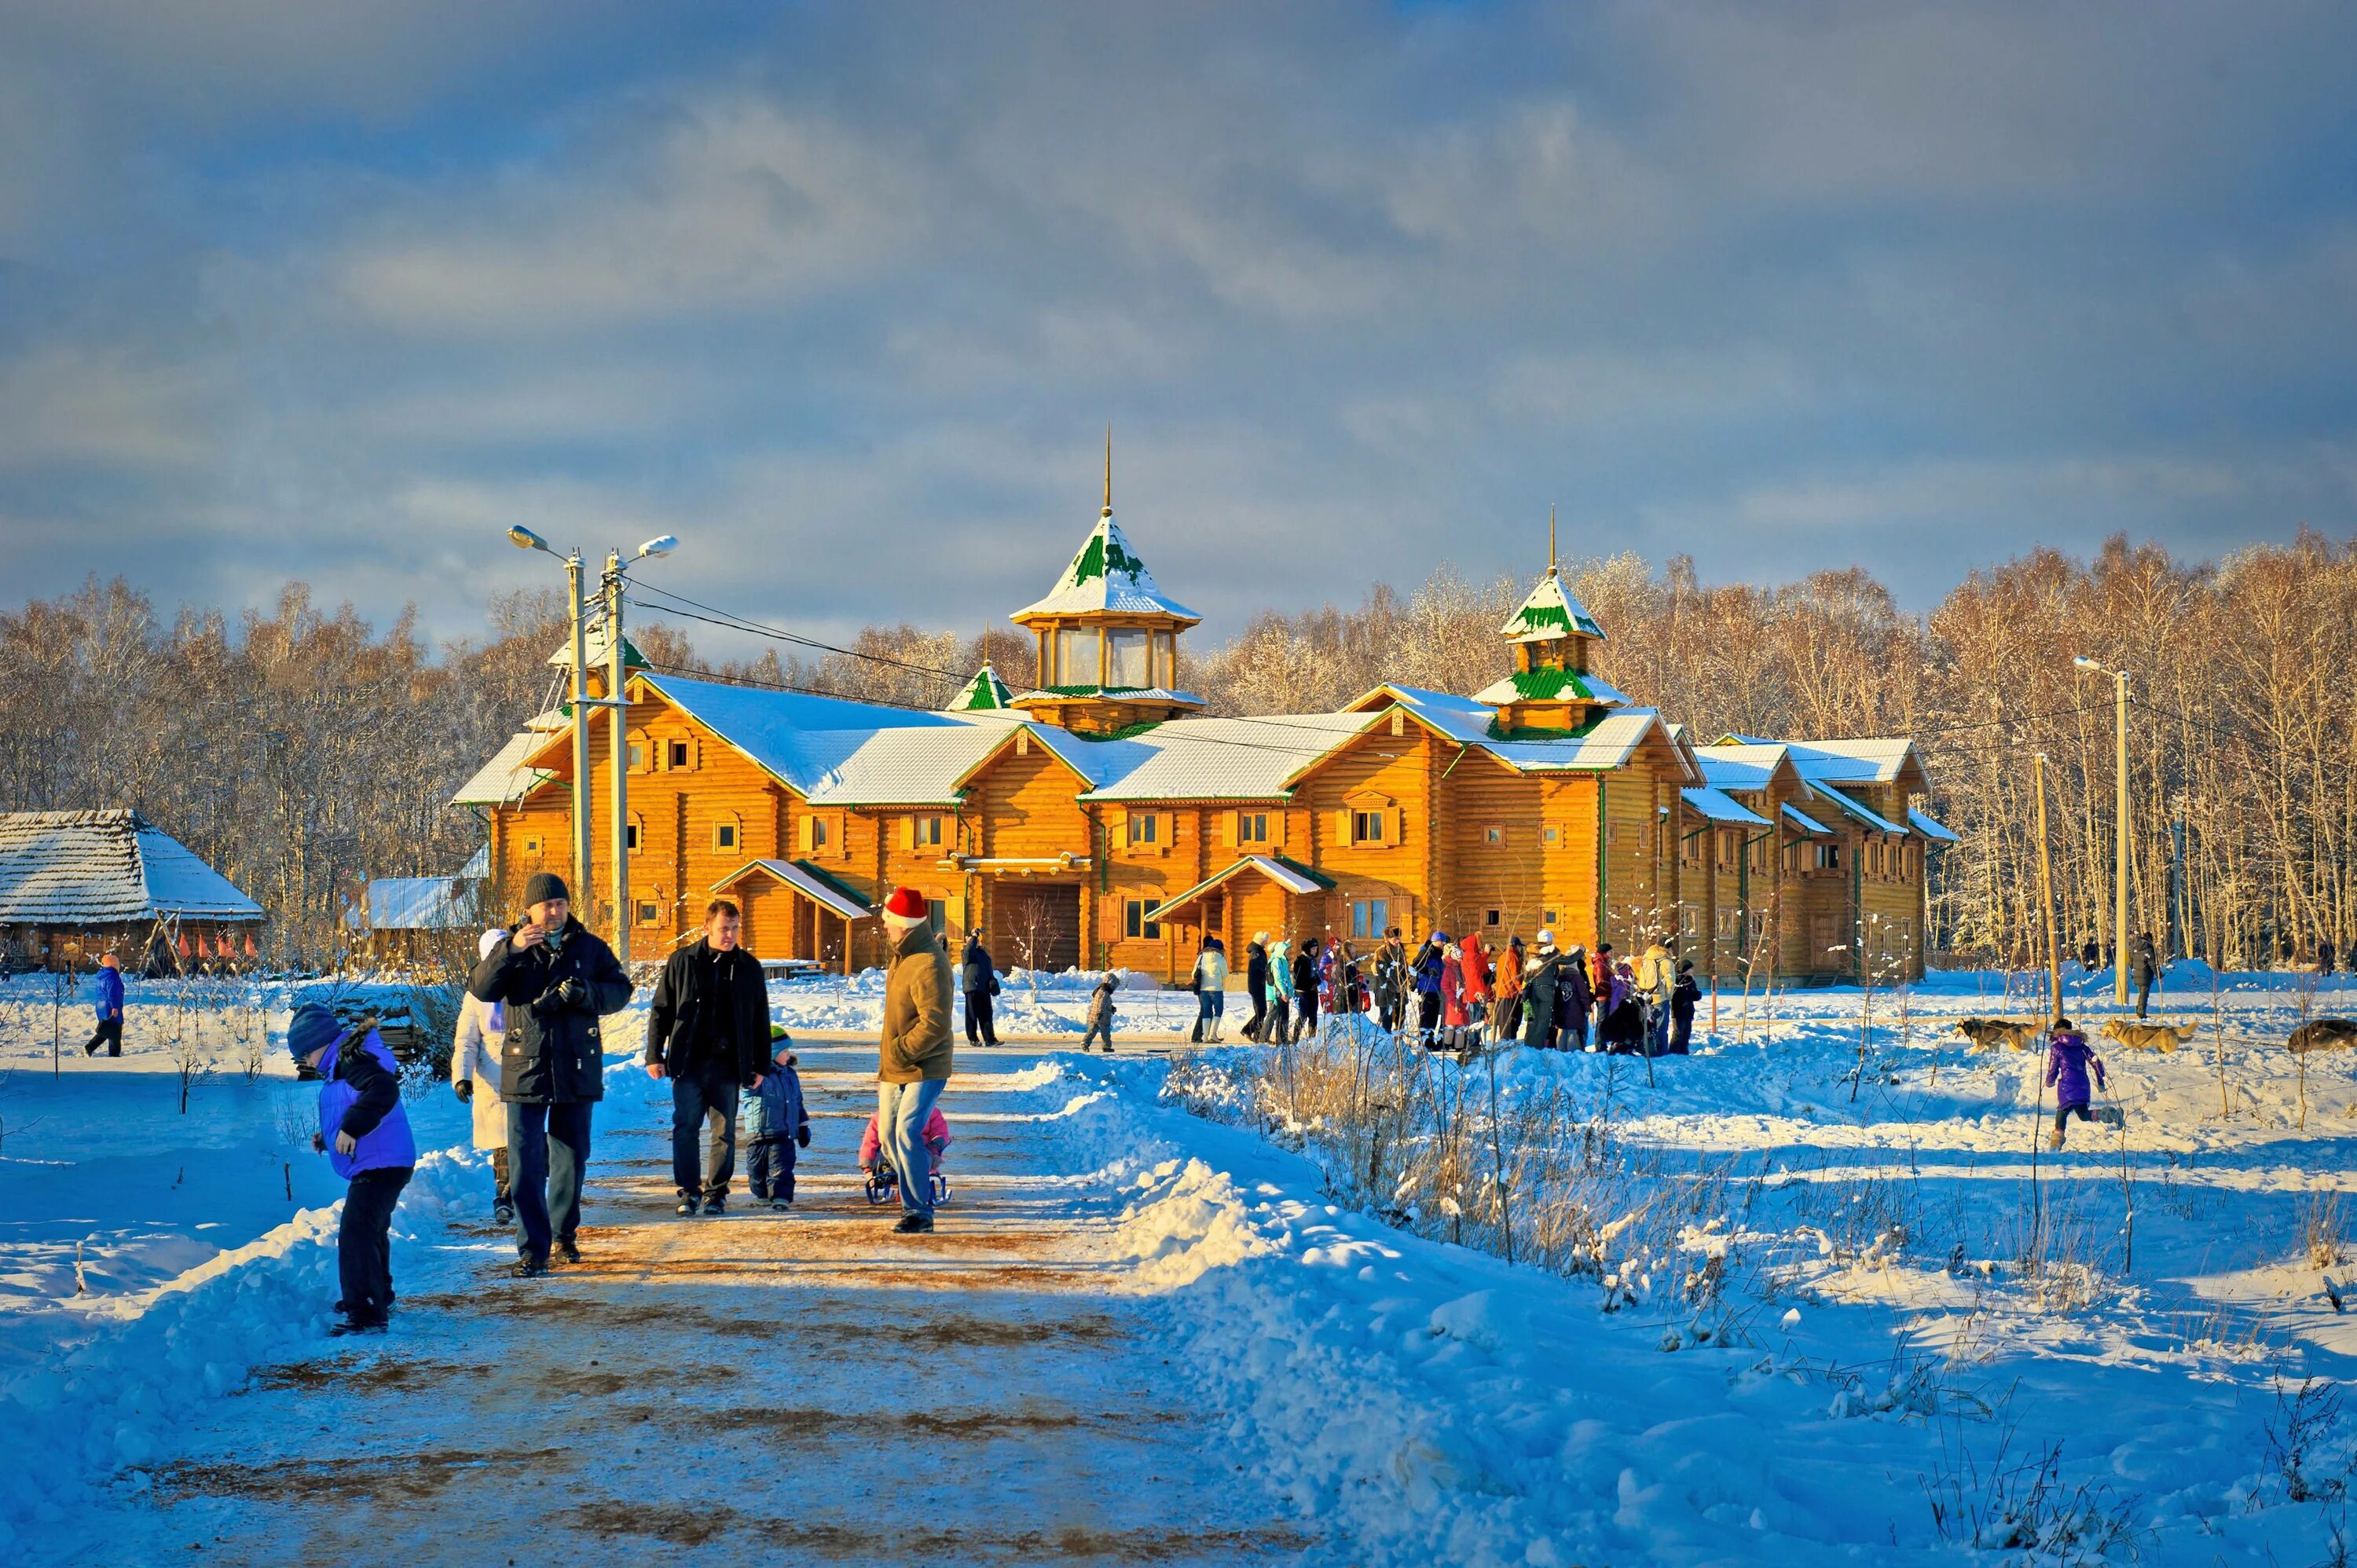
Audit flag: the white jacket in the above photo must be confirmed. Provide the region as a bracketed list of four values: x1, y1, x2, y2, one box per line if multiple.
[451, 991, 508, 1151]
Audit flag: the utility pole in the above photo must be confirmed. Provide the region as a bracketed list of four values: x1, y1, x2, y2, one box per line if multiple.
[607, 551, 631, 965]
[2033, 751, 2062, 1022]
[566, 548, 593, 910]
[2074, 658, 2132, 1007]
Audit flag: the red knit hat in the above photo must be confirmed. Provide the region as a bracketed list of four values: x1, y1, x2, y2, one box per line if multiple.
[882, 886, 929, 921]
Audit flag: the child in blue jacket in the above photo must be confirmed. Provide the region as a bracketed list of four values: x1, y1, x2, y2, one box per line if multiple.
[291, 1002, 416, 1335]
[748, 1029, 811, 1210]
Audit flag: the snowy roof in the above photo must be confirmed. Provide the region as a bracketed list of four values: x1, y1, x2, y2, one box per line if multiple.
[1147, 855, 1335, 919]
[1805, 780, 1907, 836]
[1781, 803, 1832, 836]
[1721, 735, 1919, 786]
[712, 858, 873, 921]
[944, 664, 1016, 713]
[1470, 667, 1632, 709]
[1010, 685, 1207, 709]
[451, 731, 557, 806]
[1497, 570, 1605, 643]
[788, 725, 1017, 807]
[630, 673, 967, 793]
[1486, 711, 1685, 775]
[1908, 806, 1961, 844]
[350, 877, 475, 932]
[1692, 743, 1788, 793]
[548, 625, 651, 672]
[1076, 713, 1373, 802]
[1681, 787, 1772, 827]
[0, 811, 262, 925]
[1011, 512, 1200, 625]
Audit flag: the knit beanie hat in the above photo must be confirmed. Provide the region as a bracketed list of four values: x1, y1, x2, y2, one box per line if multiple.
[522, 871, 570, 907]
[287, 1002, 341, 1064]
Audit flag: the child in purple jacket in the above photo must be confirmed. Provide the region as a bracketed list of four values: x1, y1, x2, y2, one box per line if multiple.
[2044, 1017, 2112, 1149]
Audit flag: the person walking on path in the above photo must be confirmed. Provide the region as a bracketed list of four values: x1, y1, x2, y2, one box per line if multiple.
[1520, 932, 1563, 1050]
[2133, 933, 2159, 1019]
[1669, 960, 1699, 1055]
[1292, 939, 1320, 1041]
[290, 1002, 415, 1336]
[1189, 936, 1228, 1043]
[962, 935, 1002, 1047]
[1265, 937, 1293, 1046]
[1080, 971, 1119, 1053]
[1561, 943, 1594, 1050]
[1411, 934, 1446, 1042]
[1494, 935, 1525, 1042]
[646, 899, 771, 1218]
[468, 872, 632, 1277]
[876, 885, 954, 1234]
[1244, 933, 1271, 1042]
[746, 1033, 810, 1211]
[2044, 1017, 2110, 1149]
[82, 951, 126, 1057]
[451, 929, 514, 1223]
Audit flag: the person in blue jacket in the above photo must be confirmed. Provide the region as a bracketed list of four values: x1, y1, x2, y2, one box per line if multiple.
[1411, 934, 1447, 1042]
[291, 1002, 416, 1336]
[83, 952, 126, 1057]
[746, 1029, 812, 1210]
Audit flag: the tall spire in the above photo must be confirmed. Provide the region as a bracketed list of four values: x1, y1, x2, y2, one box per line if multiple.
[1102, 423, 1113, 518]
[1548, 503, 1557, 574]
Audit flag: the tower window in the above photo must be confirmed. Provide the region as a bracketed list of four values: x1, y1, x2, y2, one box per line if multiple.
[1106, 629, 1150, 689]
[1056, 628, 1099, 687]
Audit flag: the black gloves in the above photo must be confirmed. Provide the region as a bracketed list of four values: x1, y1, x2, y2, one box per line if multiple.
[552, 978, 588, 1010]
[454, 1079, 473, 1105]
[795, 1126, 811, 1149]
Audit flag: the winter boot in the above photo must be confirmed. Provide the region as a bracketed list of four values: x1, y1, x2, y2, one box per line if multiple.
[329, 1317, 388, 1338]
[2047, 1129, 2066, 1151]
[770, 1199, 791, 1212]
[676, 1196, 701, 1217]
[493, 1200, 515, 1225]
[702, 1195, 727, 1217]
[513, 1255, 547, 1278]
[893, 1212, 934, 1234]
[555, 1239, 581, 1266]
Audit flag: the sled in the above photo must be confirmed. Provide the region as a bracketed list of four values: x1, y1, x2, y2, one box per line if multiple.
[864, 1156, 949, 1208]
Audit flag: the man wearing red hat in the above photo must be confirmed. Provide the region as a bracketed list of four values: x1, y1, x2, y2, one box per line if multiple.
[875, 886, 953, 1233]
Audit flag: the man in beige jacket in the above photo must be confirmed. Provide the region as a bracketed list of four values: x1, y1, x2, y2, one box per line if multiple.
[876, 886, 954, 1233]
[1637, 936, 1677, 1057]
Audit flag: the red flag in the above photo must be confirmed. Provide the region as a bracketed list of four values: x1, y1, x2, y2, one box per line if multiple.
[244, 932, 258, 960]
[175, 929, 192, 961]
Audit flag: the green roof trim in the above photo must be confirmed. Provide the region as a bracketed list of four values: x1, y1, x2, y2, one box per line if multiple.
[1501, 667, 1596, 702]
[791, 859, 873, 910]
[1266, 853, 1336, 891]
[945, 665, 1014, 712]
[1506, 602, 1572, 636]
[1068, 526, 1146, 587]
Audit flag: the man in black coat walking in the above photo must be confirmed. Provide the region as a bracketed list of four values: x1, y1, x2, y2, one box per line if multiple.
[1520, 933, 1563, 1050]
[961, 936, 1001, 1047]
[646, 899, 770, 1217]
[2133, 932, 2159, 1018]
[469, 872, 633, 1276]
[1244, 934, 1271, 1042]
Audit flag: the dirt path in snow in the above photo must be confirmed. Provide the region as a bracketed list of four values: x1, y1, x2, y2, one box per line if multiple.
[123, 1044, 1314, 1566]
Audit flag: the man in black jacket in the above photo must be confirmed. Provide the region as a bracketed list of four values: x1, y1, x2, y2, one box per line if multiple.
[646, 899, 769, 1216]
[469, 872, 633, 1276]
[961, 935, 1000, 1047]
[1244, 933, 1270, 1042]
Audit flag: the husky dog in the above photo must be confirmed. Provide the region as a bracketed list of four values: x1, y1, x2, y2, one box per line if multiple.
[1954, 1017, 2040, 1052]
[2099, 1020, 2198, 1053]
[2286, 1019, 2357, 1055]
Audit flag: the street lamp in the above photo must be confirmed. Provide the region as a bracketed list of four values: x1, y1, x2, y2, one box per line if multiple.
[601, 534, 682, 966]
[511, 526, 594, 908]
[2073, 656, 2132, 1009]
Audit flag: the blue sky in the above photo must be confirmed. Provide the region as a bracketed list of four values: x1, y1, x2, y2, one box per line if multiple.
[2, 1, 2352, 656]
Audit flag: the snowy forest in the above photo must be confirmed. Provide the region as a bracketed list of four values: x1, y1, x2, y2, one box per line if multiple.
[0, 531, 2347, 969]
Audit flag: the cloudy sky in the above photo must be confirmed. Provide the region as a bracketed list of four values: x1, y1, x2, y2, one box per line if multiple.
[2, 2, 2352, 656]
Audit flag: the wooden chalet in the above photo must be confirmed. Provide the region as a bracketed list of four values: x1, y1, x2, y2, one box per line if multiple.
[0, 810, 263, 973]
[456, 479, 1951, 985]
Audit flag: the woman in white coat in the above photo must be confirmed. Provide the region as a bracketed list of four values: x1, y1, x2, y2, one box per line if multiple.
[452, 928, 514, 1222]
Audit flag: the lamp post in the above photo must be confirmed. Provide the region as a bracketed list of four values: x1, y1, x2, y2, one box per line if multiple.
[508, 526, 593, 910]
[2073, 656, 2132, 1009]
[603, 536, 676, 965]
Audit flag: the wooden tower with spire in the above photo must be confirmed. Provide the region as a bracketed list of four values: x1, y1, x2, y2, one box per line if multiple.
[1008, 429, 1205, 735]
[1472, 505, 1630, 735]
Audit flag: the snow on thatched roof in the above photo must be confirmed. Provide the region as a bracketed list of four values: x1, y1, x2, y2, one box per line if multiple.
[0, 811, 261, 925]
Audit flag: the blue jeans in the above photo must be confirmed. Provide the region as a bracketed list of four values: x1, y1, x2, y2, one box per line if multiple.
[748, 1136, 797, 1201]
[876, 1077, 947, 1218]
[508, 1101, 592, 1262]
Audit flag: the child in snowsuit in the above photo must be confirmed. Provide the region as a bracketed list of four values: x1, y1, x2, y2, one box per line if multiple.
[1081, 973, 1118, 1053]
[746, 1030, 811, 1209]
[861, 1105, 951, 1200]
[2044, 1018, 2110, 1149]
[292, 1002, 416, 1337]
[1668, 961, 1699, 1055]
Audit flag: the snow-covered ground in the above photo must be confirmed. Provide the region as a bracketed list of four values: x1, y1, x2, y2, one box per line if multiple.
[2, 963, 2351, 1563]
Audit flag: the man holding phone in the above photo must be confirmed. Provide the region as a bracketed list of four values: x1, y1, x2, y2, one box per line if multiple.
[468, 872, 632, 1277]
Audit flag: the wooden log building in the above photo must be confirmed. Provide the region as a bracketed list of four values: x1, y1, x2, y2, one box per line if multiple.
[454, 474, 1952, 984]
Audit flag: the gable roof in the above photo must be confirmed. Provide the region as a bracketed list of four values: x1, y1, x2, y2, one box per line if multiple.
[1681, 786, 1772, 827]
[1721, 735, 1923, 789]
[1147, 854, 1336, 920]
[1804, 779, 1907, 836]
[1012, 512, 1200, 624]
[349, 877, 475, 932]
[548, 625, 650, 672]
[452, 730, 557, 806]
[1692, 742, 1794, 794]
[712, 858, 873, 921]
[0, 811, 262, 925]
[1497, 570, 1606, 643]
[944, 663, 1016, 713]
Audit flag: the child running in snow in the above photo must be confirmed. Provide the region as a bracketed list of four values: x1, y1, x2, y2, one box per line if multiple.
[291, 1002, 416, 1337]
[2044, 1017, 2112, 1148]
[1081, 972, 1118, 1053]
[747, 1028, 811, 1210]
